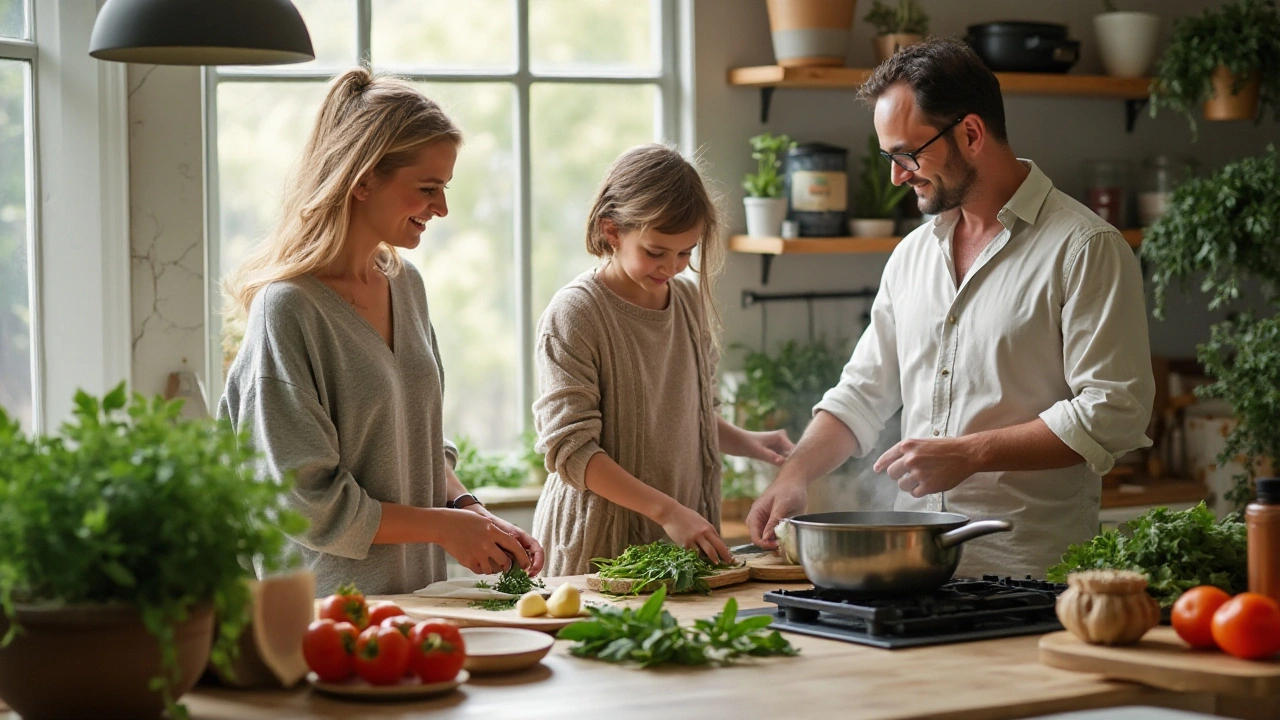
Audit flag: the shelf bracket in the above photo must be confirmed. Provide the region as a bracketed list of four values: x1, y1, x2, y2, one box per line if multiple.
[759, 255, 775, 285]
[759, 87, 775, 124]
[1124, 98, 1148, 133]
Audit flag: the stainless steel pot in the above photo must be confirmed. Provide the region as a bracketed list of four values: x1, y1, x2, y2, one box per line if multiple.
[788, 511, 1013, 594]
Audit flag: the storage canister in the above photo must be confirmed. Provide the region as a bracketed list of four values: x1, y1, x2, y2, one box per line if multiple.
[786, 142, 848, 237]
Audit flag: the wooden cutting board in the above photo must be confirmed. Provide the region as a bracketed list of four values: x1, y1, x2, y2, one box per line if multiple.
[739, 551, 807, 582]
[1039, 627, 1280, 697]
[585, 564, 751, 595]
[395, 593, 594, 633]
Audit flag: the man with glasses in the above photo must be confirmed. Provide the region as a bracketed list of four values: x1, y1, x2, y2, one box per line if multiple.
[747, 38, 1154, 580]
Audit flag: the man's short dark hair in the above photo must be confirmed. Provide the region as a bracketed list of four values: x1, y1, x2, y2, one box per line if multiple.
[859, 37, 1008, 143]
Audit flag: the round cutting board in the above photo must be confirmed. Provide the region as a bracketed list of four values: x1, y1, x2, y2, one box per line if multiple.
[585, 564, 751, 595]
[742, 552, 807, 582]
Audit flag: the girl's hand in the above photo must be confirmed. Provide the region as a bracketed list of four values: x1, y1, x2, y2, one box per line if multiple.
[435, 509, 530, 576]
[741, 429, 794, 466]
[658, 502, 733, 564]
[463, 505, 546, 576]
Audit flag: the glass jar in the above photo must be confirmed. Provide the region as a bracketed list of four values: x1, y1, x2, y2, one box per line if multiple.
[1138, 155, 1196, 227]
[1084, 159, 1131, 229]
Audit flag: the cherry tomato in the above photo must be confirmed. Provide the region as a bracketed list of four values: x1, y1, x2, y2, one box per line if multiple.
[302, 619, 358, 682]
[409, 619, 466, 684]
[367, 601, 404, 628]
[380, 614, 418, 638]
[354, 625, 412, 685]
[1211, 592, 1280, 660]
[319, 583, 369, 629]
[1172, 585, 1231, 649]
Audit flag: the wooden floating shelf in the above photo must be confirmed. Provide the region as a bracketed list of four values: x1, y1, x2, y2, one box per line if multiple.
[727, 66, 1152, 99]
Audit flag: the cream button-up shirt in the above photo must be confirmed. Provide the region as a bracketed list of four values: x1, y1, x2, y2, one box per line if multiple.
[815, 161, 1155, 580]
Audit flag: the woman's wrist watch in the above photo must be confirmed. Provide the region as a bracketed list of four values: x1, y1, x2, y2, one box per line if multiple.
[447, 492, 483, 510]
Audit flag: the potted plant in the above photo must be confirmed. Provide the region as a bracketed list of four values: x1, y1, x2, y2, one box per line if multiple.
[1142, 145, 1280, 513]
[1149, 0, 1280, 135]
[864, 0, 929, 64]
[0, 384, 304, 720]
[766, 0, 857, 68]
[743, 132, 795, 239]
[850, 132, 911, 237]
[1093, 0, 1160, 78]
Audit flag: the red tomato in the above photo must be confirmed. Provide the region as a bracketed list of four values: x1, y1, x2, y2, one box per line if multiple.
[380, 614, 418, 638]
[367, 601, 404, 628]
[354, 625, 412, 685]
[409, 620, 466, 683]
[302, 619, 358, 682]
[1211, 592, 1280, 660]
[319, 584, 369, 629]
[1172, 585, 1231, 649]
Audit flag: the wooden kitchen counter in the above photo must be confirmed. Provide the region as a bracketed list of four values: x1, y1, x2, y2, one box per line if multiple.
[174, 579, 1215, 720]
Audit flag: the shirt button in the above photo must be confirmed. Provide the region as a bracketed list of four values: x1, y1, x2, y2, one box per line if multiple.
[948, 314, 957, 324]
[933, 430, 940, 436]
[941, 369, 950, 376]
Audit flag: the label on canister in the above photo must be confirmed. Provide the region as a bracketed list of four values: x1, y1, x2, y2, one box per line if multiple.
[790, 170, 847, 212]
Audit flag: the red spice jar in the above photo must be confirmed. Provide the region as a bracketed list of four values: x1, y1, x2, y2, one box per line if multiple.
[1247, 477, 1280, 605]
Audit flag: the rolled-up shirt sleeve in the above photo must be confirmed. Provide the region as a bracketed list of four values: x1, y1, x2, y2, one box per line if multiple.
[1039, 230, 1155, 475]
[533, 333, 604, 490]
[813, 280, 904, 458]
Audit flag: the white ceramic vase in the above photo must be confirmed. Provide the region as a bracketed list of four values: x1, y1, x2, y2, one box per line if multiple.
[848, 218, 895, 237]
[1094, 12, 1160, 78]
[744, 197, 789, 238]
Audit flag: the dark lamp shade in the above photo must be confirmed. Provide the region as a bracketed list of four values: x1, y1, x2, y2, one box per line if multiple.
[89, 0, 315, 66]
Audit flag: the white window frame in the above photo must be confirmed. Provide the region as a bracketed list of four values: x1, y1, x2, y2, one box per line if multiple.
[203, 0, 689, 435]
[2, 0, 131, 432]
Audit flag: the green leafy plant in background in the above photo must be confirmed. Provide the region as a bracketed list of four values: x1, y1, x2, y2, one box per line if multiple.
[721, 456, 760, 500]
[863, 0, 929, 35]
[742, 132, 795, 198]
[729, 337, 850, 442]
[453, 435, 542, 490]
[1142, 146, 1280, 511]
[856, 133, 912, 219]
[557, 584, 798, 667]
[592, 542, 736, 596]
[0, 384, 305, 719]
[1047, 503, 1247, 608]
[1149, 0, 1280, 138]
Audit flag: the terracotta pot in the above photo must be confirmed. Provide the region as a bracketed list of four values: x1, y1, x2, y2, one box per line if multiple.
[766, 0, 857, 68]
[0, 602, 214, 720]
[873, 33, 924, 64]
[1204, 65, 1261, 121]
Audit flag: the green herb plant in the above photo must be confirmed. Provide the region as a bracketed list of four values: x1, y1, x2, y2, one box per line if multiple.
[592, 542, 735, 596]
[729, 337, 850, 442]
[1046, 503, 1247, 607]
[863, 0, 929, 36]
[557, 585, 797, 667]
[743, 133, 795, 199]
[1149, 0, 1280, 138]
[856, 132, 912, 219]
[469, 564, 546, 611]
[720, 455, 760, 500]
[0, 384, 305, 719]
[452, 435, 532, 491]
[1142, 146, 1280, 511]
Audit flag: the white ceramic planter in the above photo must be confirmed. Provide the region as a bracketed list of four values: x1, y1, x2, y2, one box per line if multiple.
[848, 218, 895, 237]
[744, 197, 788, 238]
[1094, 12, 1160, 78]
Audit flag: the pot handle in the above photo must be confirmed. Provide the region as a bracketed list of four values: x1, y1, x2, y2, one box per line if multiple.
[937, 520, 1012, 549]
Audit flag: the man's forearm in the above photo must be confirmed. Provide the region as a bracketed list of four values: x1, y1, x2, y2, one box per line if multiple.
[965, 419, 1083, 472]
[775, 410, 861, 485]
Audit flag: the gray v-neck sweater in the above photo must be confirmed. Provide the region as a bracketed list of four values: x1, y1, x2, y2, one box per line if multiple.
[218, 261, 451, 596]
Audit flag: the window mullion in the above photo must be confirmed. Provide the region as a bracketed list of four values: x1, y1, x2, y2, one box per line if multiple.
[357, 0, 372, 67]
[515, 0, 533, 434]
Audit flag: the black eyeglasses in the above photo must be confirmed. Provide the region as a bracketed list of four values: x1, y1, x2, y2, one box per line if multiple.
[879, 117, 964, 172]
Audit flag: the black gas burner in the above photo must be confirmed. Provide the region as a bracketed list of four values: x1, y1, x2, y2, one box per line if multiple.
[739, 575, 1067, 649]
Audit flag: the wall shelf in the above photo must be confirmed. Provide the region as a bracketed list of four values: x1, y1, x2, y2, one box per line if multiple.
[727, 66, 1153, 131]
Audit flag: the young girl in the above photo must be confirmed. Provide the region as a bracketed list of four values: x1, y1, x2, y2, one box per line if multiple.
[532, 144, 794, 576]
[219, 68, 543, 596]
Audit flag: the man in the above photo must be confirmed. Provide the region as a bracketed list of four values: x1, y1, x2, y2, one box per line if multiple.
[746, 38, 1155, 579]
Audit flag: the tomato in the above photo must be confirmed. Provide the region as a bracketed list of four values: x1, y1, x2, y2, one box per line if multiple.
[1211, 592, 1280, 660]
[1172, 585, 1231, 649]
[380, 614, 418, 638]
[367, 601, 404, 628]
[302, 619, 358, 682]
[409, 619, 466, 684]
[319, 584, 369, 629]
[354, 625, 412, 685]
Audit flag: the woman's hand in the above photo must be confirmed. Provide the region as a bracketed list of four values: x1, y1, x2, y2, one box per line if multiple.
[657, 501, 733, 564]
[739, 429, 794, 466]
[464, 505, 546, 576]
[434, 509, 530, 576]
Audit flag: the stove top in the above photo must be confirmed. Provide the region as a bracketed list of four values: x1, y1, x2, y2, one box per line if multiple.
[739, 575, 1066, 649]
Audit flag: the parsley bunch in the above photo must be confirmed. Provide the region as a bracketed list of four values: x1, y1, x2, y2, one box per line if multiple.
[469, 564, 545, 610]
[593, 542, 733, 595]
[558, 585, 797, 667]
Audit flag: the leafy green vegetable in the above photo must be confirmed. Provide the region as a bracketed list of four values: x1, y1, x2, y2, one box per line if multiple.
[468, 564, 546, 611]
[1046, 503, 1247, 607]
[0, 384, 305, 719]
[469, 598, 519, 611]
[863, 0, 929, 35]
[557, 585, 797, 667]
[593, 542, 733, 595]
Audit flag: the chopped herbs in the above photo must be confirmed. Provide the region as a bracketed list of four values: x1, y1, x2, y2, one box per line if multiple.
[557, 585, 798, 667]
[467, 564, 546, 611]
[593, 542, 735, 595]
[469, 598, 518, 611]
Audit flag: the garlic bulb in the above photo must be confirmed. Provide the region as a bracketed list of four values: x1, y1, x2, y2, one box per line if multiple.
[775, 518, 799, 565]
[1056, 569, 1160, 646]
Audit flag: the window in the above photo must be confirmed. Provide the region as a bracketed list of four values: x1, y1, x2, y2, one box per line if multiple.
[209, 0, 682, 451]
[0, 0, 34, 430]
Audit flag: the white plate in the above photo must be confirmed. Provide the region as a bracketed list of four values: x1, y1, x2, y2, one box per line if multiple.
[307, 669, 468, 699]
[460, 627, 555, 674]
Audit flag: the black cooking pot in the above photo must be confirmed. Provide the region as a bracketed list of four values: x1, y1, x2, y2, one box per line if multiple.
[965, 21, 1079, 74]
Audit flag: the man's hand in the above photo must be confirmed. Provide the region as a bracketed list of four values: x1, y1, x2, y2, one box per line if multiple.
[873, 436, 977, 497]
[746, 475, 808, 549]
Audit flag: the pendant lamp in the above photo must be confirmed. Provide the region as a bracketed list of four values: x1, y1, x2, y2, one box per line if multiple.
[89, 0, 315, 66]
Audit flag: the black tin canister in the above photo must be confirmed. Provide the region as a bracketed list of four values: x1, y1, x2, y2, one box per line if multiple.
[785, 142, 849, 237]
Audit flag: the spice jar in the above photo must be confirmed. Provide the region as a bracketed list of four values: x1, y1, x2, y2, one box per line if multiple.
[1247, 477, 1280, 605]
[1085, 159, 1131, 229]
[1138, 155, 1196, 226]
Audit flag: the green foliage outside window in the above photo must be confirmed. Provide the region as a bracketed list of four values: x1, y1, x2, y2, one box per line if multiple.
[453, 431, 546, 491]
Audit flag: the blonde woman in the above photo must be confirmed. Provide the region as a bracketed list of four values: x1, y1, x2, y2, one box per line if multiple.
[532, 144, 795, 576]
[220, 68, 543, 596]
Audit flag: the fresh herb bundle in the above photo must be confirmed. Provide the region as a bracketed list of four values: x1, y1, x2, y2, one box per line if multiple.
[468, 564, 545, 611]
[1046, 503, 1247, 607]
[558, 585, 797, 667]
[593, 542, 731, 595]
